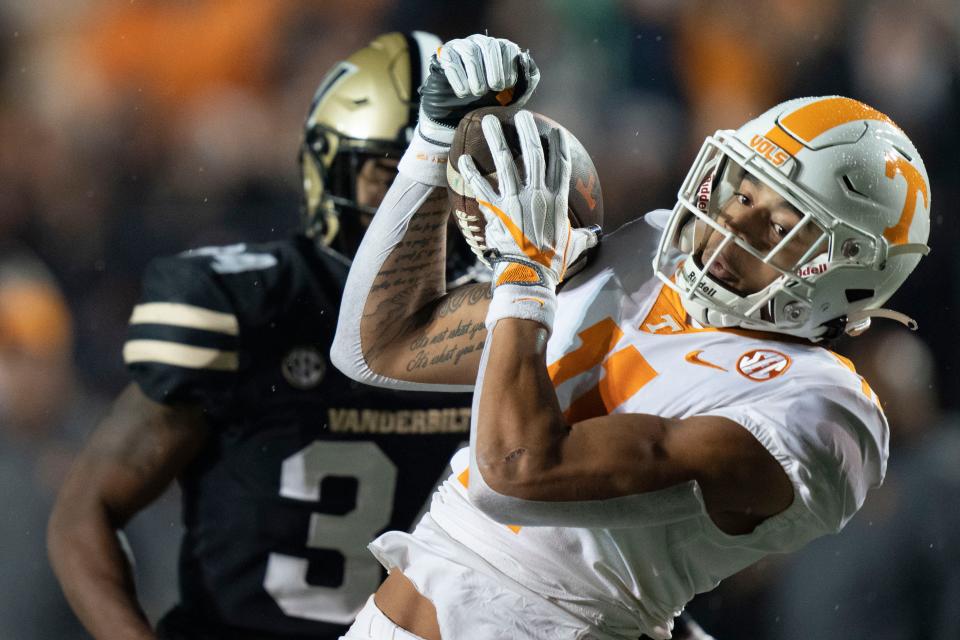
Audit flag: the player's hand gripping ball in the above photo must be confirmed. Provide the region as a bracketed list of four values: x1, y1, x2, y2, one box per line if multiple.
[453, 110, 602, 289]
[418, 35, 539, 146]
[448, 108, 603, 284]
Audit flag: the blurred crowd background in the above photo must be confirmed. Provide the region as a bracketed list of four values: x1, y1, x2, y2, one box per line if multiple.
[0, 0, 957, 638]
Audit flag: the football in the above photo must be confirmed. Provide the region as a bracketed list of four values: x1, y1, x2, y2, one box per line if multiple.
[446, 107, 603, 269]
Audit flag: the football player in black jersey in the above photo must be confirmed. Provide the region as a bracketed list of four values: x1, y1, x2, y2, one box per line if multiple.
[48, 32, 479, 640]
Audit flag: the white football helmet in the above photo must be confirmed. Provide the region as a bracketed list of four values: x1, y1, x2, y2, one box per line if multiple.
[653, 96, 931, 341]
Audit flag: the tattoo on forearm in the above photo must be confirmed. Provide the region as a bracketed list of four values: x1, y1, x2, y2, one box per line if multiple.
[405, 316, 487, 372]
[366, 194, 447, 301]
[437, 285, 493, 317]
[361, 188, 493, 372]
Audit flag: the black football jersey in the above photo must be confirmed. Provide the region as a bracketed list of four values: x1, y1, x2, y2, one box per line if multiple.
[125, 236, 472, 639]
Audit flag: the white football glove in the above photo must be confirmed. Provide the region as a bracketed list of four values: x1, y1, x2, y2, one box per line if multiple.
[417, 34, 540, 147]
[458, 111, 599, 331]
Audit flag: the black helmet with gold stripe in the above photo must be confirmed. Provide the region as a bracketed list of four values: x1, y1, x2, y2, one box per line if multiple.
[300, 31, 440, 255]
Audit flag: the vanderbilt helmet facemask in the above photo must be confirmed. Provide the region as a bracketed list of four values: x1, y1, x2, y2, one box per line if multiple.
[300, 31, 440, 257]
[653, 96, 931, 342]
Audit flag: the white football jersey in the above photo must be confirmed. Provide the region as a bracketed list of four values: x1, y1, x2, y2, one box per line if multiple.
[370, 213, 888, 640]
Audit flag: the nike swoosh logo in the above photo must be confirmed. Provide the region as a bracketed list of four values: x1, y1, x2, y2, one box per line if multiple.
[684, 350, 727, 371]
[514, 297, 545, 307]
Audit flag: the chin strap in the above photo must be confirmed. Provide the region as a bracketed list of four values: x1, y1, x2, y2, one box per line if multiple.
[839, 243, 928, 336]
[844, 308, 918, 337]
[887, 242, 930, 258]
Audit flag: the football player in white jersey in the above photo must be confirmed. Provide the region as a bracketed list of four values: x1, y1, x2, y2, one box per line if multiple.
[330, 34, 930, 640]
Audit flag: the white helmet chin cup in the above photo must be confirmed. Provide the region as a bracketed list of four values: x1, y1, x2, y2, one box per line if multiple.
[678, 219, 697, 254]
[652, 96, 931, 341]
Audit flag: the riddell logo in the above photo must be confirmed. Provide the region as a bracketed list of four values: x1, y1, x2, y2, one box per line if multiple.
[696, 280, 717, 297]
[749, 135, 790, 167]
[683, 270, 717, 297]
[796, 263, 828, 278]
[696, 174, 713, 211]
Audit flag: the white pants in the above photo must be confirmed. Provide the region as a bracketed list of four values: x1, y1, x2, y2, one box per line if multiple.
[340, 595, 428, 640]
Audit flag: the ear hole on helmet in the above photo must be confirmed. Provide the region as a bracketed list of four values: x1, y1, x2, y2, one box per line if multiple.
[314, 135, 330, 156]
[841, 175, 868, 198]
[760, 301, 775, 322]
[845, 289, 874, 303]
[892, 145, 913, 162]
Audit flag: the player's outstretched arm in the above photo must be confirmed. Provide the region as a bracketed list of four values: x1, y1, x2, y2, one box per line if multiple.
[332, 174, 492, 391]
[475, 320, 792, 533]
[331, 35, 538, 390]
[460, 112, 792, 533]
[47, 385, 208, 640]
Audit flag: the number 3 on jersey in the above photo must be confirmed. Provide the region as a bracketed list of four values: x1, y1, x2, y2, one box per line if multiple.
[263, 441, 396, 624]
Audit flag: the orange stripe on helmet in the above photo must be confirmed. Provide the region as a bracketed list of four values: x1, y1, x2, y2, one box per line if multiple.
[764, 97, 900, 157]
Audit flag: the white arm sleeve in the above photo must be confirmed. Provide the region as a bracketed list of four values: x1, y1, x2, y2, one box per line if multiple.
[330, 145, 475, 392]
[465, 323, 705, 528]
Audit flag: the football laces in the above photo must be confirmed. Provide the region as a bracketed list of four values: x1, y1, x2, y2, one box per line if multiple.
[454, 209, 490, 265]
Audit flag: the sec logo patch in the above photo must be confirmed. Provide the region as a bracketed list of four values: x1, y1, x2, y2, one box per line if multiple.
[736, 349, 791, 381]
[282, 346, 326, 389]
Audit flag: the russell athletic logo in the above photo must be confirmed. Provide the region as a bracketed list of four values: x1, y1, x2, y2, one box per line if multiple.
[736, 349, 792, 381]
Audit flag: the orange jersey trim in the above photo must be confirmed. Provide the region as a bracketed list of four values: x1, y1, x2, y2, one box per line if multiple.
[457, 469, 521, 533]
[827, 350, 882, 407]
